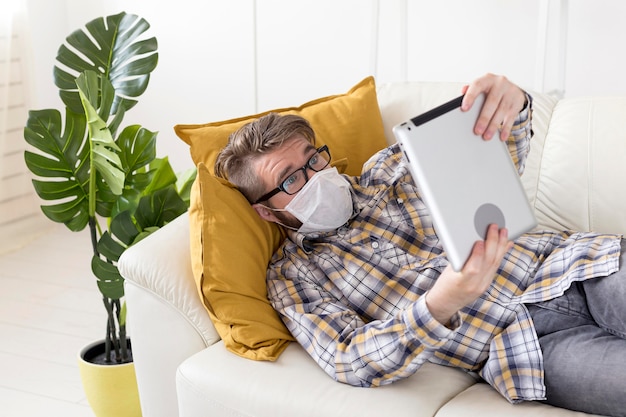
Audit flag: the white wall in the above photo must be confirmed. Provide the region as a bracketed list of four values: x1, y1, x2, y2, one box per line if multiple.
[566, 1, 626, 96]
[22, 0, 626, 173]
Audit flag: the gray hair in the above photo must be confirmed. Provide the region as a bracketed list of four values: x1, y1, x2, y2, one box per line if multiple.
[214, 113, 316, 203]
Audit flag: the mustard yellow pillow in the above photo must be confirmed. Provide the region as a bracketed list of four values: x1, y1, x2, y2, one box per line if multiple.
[189, 163, 292, 360]
[183, 77, 387, 361]
[175, 76, 387, 176]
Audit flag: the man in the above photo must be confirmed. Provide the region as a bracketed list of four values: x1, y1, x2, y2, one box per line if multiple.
[214, 74, 625, 416]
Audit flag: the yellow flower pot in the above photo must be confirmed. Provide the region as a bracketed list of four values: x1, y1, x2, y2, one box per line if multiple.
[78, 340, 142, 417]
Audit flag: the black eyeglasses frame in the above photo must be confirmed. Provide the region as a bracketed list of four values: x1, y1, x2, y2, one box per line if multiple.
[254, 145, 331, 204]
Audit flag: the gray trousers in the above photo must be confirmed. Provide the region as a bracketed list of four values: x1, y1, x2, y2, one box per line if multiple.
[527, 240, 626, 417]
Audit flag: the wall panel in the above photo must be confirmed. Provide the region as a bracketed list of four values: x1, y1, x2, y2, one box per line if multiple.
[403, 0, 542, 89]
[255, 0, 377, 110]
[565, 0, 626, 96]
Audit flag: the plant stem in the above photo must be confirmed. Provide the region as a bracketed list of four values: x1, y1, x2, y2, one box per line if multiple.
[110, 300, 120, 362]
[115, 300, 128, 361]
[103, 297, 114, 363]
[88, 217, 98, 255]
[90, 217, 113, 363]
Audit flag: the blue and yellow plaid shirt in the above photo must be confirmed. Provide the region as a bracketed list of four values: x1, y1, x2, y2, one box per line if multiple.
[266, 102, 622, 403]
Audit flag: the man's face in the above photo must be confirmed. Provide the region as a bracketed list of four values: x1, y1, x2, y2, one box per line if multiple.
[251, 135, 320, 228]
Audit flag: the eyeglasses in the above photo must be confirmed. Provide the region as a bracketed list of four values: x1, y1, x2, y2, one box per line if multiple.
[254, 145, 331, 204]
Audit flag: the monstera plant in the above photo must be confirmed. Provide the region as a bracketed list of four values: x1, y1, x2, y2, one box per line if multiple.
[23, 12, 194, 366]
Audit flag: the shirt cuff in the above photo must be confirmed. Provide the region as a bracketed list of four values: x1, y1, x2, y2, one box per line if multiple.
[403, 296, 461, 348]
[521, 92, 532, 112]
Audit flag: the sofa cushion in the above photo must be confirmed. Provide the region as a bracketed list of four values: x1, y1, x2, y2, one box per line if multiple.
[435, 383, 581, 417]
[175, 76, 387, 176]
[189, 164, 293, 360]
[183, 77, 388, 361]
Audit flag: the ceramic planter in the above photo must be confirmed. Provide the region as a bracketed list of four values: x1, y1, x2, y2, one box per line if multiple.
[78, 340, 142, 417]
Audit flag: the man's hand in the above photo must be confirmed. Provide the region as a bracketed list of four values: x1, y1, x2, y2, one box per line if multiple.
[461, 73, 527, 142]
[425, 224, 513, 327]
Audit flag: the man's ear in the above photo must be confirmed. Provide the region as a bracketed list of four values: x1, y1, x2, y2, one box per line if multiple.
[252, 203, 277, 223]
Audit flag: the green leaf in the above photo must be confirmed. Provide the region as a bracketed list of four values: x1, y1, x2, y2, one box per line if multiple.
[53, 12, 158, 115]
[40, 199, 89, 231]
[93, 156, 125, 195]
[90, 122, 159, 220]
[117, 125, 157, 172]
[135, 186, 187, 230]
[92, 255, 124, 300]
[110, 210, 140, 246]
[76, 71, 125, 199]
[24, 152, 74, 178]
[175, 168, 197, 206]
[31, 179, 84, 200]
[97, 231, 126, 262]
[23, 108, 91, 231]
[142, 157, 177, 196]
[109, 188, 141, 220]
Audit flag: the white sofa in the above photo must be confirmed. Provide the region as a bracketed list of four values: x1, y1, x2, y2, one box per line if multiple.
[119, 81, 626, 417]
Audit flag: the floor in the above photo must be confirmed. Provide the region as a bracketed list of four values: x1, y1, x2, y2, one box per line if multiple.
[0, 224, 104, 417]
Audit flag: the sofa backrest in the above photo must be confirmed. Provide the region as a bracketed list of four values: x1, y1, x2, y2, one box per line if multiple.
[376, 82, 626, 236]
[524, 95, 626, 235]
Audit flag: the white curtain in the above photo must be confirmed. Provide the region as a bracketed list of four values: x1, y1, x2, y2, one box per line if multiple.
[0, 6, 15, 179]
[0, 0, 51, 254]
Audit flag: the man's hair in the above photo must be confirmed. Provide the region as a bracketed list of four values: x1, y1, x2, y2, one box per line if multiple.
[214, 113, 316, 203]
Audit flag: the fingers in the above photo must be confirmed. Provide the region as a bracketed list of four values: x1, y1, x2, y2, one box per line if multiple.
[484, 224, 512, 265]
[427, 224, 512, 324]
[465, 224, 511, 274]
[461, 74, 526, 141]
[483, 223, 501, 264]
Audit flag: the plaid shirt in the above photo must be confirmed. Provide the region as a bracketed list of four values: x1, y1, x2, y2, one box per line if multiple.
[266, 102, 622, 403]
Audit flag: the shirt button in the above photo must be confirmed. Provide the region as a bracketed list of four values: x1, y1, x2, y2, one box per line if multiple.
[372, 241, 379, 249]
[397, 198, 404, 204]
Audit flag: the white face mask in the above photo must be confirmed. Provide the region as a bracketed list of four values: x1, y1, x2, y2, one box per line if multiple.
[269, 167, 353, 233]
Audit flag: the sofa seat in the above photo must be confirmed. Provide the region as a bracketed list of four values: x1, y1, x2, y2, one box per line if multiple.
[177, 341, 477, 417]
[176, 338, 594, 417]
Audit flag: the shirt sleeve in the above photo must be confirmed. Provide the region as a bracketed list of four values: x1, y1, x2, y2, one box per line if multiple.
[507, 93, 533, 175]
[267, 247, 461, 387]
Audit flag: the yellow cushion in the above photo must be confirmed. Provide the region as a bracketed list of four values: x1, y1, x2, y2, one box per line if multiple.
[183, 76, 387, 361]
[175, 76, 387, 176]
[189, 163, 292, 360]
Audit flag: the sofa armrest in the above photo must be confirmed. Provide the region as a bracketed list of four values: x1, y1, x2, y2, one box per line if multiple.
[119, 213, 220, 417]
[120, 213, 219, 345]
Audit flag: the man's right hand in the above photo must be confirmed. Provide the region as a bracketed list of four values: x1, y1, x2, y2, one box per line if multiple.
[425, 224, 513, 327]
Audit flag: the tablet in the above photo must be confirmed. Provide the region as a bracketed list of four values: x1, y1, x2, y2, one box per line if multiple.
[392, 93, 536, 271]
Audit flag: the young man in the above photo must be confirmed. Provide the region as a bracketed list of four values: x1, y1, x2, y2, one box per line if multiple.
[214, 74, 625, 416]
